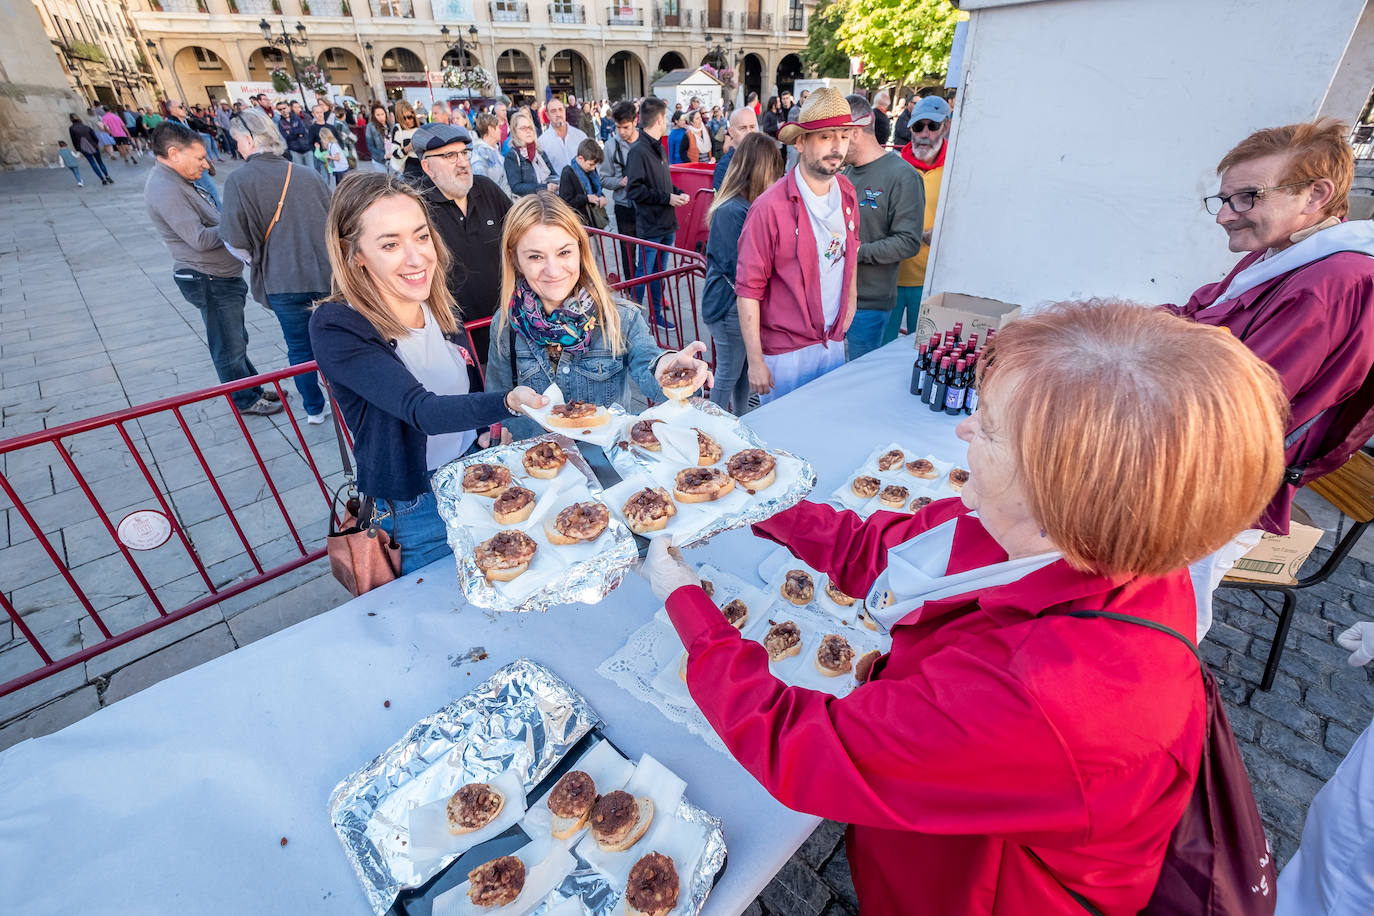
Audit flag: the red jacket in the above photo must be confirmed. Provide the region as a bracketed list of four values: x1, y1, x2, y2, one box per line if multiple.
[665, 499, 1205, 915]
[734, 171, 860, 356]
[1165, 246, 1374, 533]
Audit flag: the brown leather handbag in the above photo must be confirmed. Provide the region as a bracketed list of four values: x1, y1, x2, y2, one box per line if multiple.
[325, 406, 399, 596]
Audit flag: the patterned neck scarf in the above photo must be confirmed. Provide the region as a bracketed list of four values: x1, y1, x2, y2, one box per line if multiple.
[507, 277, 598, 357]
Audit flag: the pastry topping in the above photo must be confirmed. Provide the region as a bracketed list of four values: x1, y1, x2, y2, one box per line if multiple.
[721, 599, 748, 626]
[782, 569, 814, 601]
[694, 428, 723, 464]
[493, 486, 534, 513]
[880, 484, 909, 504]
[661, 366, 697, 386]
[547, 770, 596, 820]
[727, 449, 776, 481]
[763, 621, 802, 659]
[906, 458, 935, 476]
[817, 634, 856, 673]
[522, 441, 566, 470]
[553, 502, 610, 540]
[623, 487, 676, 521]
[950, 467, 971, 484]
[448, 783, 504, 831]
[910, 496, 933, 511]
[626, 852, 680, 915]
[551, 400, 597, 419]
[700, 579, 714, 598]
[591, 790, 638, 837]
[824, 580, 854, 605]
[630, 419, 662, 447]
[878, 449, 905, 471]
[466, 855, 525, 908]
[474, 531, 537, 570]
[852, 475, 880, 498]
[855, 649, 881, 684]
[675, 466, 730, 492]
[463, 463, 511, 492]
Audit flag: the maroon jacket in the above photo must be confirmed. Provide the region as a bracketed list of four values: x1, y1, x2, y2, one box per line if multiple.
[1166, 249, 1374, 533]
[665, 498, 1203, 915]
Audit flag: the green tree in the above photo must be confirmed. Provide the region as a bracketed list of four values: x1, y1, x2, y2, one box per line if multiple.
[828, 0, 960, 86]
[802, 0, 851, 79]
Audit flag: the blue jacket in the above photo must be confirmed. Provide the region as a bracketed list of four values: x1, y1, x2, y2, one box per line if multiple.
[278, 113, 312, 154]
[308, 301, 509, 500]
[712, 147, 734, 190]
[504, 146, 557, 196]
[702, 195, 750, 325]
[667, 127, 687, 164]
[485, 298, 668, 439]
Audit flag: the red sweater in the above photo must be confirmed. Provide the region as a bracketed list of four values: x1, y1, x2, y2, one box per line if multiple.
[665, 499, 1204, 915]
[1165, 245, 1374, 533]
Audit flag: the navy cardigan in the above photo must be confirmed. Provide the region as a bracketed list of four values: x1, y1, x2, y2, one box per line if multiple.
[308, 301, 511, 500]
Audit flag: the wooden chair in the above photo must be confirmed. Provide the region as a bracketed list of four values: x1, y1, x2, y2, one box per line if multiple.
[1219, 450, 1374, 690]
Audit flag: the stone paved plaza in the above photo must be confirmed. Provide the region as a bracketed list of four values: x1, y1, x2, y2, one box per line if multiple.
[1, 156, 1372, 913]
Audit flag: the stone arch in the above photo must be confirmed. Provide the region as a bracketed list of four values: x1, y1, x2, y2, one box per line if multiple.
[441, 46, 475, 68]
[380, 45, 427, 100]
[547, 48, 591, 101]
[246, 45, 290, 82]
[316, 47, 367, 99]
[497, 49, 536, 105]
[170, 45, 231, 105]
[657, 51, 686, 74]
[605, 50, 645, 102]
[776, 53, 803, 97]
[741, 52, 764, 103]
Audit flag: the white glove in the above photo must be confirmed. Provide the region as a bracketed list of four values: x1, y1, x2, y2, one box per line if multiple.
[1337, 622, 1374, 667]
[639, 536, 700, 603]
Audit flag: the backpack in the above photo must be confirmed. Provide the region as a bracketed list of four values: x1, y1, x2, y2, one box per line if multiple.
[1030, 610, 1277, 916]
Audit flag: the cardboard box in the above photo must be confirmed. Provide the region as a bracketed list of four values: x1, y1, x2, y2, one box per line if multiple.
[916, 293, 1022, 344]
[1228, 522, 1324, 584]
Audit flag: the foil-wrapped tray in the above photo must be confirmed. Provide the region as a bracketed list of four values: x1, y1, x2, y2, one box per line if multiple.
[608, 398, 817, 549]
[329, 659, 726, 916]
[432, 434, 639, 613]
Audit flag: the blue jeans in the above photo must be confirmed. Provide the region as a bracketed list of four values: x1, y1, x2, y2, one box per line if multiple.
[374, 484, 451, 576]
[706, 315, 751, 414]
[638, 232, 675, 324]
[846, 308, 891, 361]
[194, 173, 221, 209]
[82, 151, 110, 181]
[882, 285, 922, 344]
[199, 132, 220, 161]
[266, 292, 327, 415]
[171, 270, 262, 410]
[67, 166, 82, 184]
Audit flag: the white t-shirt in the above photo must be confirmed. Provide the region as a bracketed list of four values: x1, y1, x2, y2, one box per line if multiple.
[327, 142, 348, 173]
[795, 169, 847, 326]
[393, 304, 475, 470]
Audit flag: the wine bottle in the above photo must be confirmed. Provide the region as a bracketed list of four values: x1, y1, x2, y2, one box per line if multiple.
[944, 359, 968, 415]
[929, 356, 952, 412]
[910, 344, 929, 396]
[922, 348, 945, 405]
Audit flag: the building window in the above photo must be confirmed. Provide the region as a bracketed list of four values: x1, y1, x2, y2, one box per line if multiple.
[193, 47, 224, 69]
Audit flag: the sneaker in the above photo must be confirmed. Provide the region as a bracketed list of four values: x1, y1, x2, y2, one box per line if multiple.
[654, 315, 677, 332]
[306, 408, 330, 425]
[261, 389, 285, 402]
[76, 181, 84, 187]
[239, 397, 283, 416]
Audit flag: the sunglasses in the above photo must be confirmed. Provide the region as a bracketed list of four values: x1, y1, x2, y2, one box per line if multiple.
[911, 120, 944, 133]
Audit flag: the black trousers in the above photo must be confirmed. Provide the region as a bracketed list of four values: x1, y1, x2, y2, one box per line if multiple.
[614, 203, 638, 282]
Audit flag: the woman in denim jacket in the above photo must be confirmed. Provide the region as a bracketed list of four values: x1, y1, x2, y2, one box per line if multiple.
[486, 192, 711, 440]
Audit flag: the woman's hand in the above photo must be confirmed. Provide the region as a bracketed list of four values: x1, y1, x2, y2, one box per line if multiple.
[639, 536, 701, 602]
[655, 341, 715, 391]
[504, 386, 549, 414]
[748, 359, 774, 395]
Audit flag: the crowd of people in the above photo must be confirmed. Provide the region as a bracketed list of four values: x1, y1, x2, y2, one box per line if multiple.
[124, 74, 1374, 914]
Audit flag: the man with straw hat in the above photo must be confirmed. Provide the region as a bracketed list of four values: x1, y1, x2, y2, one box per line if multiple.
[735, 87, 866, 404]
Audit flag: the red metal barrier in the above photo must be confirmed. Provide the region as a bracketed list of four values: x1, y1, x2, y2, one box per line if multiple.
[0, 231, 706, 701]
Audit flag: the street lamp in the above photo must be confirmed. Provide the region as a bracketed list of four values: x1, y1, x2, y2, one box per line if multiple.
[439, 24, 483, 95]
[258, 17, 310, 106]
[538, 44, 547, 66]
[703, 34, 729, 69]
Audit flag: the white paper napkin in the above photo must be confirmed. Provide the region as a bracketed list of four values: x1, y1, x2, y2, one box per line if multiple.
[574, 754, 688, 891]
[408, 770, 529, 873]
[649, 423, 702, 468]
[432, 840, 576, 916]
[521, 739, 637, 844]
[827, 442, 960, 517]
[608, 818, 709, 916]
[520, 383, 624, 449]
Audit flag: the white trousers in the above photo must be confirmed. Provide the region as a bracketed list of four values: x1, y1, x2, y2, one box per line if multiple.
[760, 341, 846, 406]
[1190, 528, 1264, 641]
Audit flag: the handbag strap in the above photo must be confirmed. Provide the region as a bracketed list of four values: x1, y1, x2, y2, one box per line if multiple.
[263, 162, 292, 244]
[324, 383, 376, 528]
[1024, 609, 1205, 915]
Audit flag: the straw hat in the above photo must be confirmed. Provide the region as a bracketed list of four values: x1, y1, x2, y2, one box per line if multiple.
[777, 87, 873, 144]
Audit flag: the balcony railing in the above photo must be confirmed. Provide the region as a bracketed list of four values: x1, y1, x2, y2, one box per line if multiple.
[742, 9, 766, 29]
[309, 0, 345, 13]
[705, 7, 721, 28]
[231, 0, 275, 13]
[607, 4, 641, 24]
[160, 0, 199, 11]
[654, 3, 684, 26]
[549, 2, 584, 21]
[370, 0, 414, 16]
[490, 0, 529, 20]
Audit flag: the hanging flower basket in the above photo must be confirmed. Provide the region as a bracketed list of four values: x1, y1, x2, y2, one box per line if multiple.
[297, 63, 328, 94]
[269, 67, 295, 92]
[441, 64, 494, 92]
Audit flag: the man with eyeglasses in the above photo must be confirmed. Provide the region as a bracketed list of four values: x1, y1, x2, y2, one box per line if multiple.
[416, 123, 512, 363]
[886, 95, 951, 343]
[1164, 119, 1374, 637]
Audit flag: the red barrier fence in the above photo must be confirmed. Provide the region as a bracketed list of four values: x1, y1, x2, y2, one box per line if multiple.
[0, 231, 706, 701]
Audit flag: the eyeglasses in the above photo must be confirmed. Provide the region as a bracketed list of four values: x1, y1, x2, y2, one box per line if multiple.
[1203, 181, 1313, 215]
[424, 150, 470, 163]
[911, 120, 944, 133]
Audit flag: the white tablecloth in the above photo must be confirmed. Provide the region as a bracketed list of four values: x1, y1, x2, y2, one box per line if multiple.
[0, 337, 968, 915]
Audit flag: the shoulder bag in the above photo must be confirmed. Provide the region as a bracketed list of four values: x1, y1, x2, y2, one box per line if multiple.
[1029, 610, 1276, 916]
[263, 162, 292, 245]
[324, 398, 399, 596]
